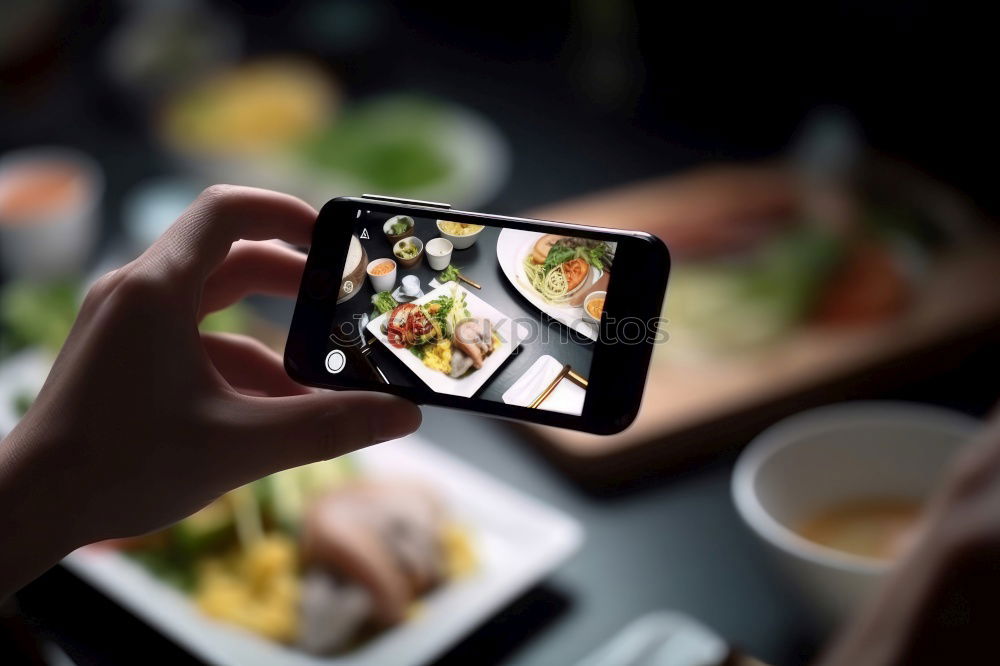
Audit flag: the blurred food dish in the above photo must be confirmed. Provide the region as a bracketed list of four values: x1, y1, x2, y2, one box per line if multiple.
[0, 274, 274, 364]
[162, 58, 338, 159]
[61, 437, 582, 666]
[654, 164, 939, 358]
[732, 402, 979, 625]
[158, 66, 509, 208]
[0, 339, 580, 660]
[100, 457, 472, 653]
[300, 96, 509, 208]
[303, 99, 451, 194]
[537, 163, 972, 360]
[0, 279, 79, 358]
[520, 161, 1000, 486]
[0, 147, 103, 279]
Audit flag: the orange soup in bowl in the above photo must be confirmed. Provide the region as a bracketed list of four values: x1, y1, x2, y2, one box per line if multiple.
[369, 260, 395, 276]
[586, 297, 605, 319]
[0, 162, 86, 221]
[796, 498, 923, 561]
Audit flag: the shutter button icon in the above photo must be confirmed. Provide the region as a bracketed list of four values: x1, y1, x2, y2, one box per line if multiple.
[325, 349, 346, 374]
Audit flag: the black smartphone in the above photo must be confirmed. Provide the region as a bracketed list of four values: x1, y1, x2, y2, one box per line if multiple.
[285, 195, 669, 434]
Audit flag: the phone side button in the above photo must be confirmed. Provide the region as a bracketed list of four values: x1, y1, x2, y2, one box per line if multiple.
[362, 193, 451, 209]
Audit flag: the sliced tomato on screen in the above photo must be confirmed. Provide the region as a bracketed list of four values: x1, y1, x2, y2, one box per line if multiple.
[409, 309, 434, 336]
[387, 327, 406, 348]
[387, 304, 416, 348]
[562, 257, 589, 292]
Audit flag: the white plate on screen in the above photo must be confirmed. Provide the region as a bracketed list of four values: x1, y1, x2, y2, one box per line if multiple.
[63, 436, 583, 666]
[495, 229, 601, 341]
[366, 283, 528, 399]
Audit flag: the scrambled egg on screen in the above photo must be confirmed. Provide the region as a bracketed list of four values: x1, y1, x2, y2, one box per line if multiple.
[422, 339, 452, 373]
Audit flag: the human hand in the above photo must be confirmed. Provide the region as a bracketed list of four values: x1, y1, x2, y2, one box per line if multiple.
[0, 186, 421, 598]
[818, 412, 1000, 666]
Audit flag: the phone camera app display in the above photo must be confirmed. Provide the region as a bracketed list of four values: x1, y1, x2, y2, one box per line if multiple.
[327, 210, 616, 416]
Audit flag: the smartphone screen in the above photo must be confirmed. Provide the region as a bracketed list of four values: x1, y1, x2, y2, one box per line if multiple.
[286, 197, 669, 434]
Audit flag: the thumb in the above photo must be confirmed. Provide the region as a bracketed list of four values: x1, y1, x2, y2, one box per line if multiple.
[224, 391, 422, 481]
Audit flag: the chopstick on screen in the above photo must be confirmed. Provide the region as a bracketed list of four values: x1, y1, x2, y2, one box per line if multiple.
[529, 364, 572, 409]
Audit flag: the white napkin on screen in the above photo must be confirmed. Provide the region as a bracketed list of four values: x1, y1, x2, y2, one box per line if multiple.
[502, 355, 586, 416]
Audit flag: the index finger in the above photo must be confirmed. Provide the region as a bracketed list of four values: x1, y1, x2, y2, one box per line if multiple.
[149, 184, 318, 288]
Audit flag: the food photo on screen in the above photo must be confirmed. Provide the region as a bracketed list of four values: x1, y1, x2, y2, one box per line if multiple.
[326, 211, 617, 416]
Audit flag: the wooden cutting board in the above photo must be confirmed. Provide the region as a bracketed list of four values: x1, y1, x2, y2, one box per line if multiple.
[512, 164, 1000, 489]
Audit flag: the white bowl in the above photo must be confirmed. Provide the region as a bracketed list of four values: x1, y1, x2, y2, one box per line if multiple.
[435, 220, 483, 249]
[392, 236, 424, 269]
[732, 401, 979, 627]
[582, 290, 606, 323]
[383, 215, 415, 243]
[366, 257, 397, 293]
[0, 146, 104, 279]
[425, 237, 454, 271]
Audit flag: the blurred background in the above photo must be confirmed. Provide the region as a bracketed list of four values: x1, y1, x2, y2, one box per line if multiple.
[1, 2, 998, 666]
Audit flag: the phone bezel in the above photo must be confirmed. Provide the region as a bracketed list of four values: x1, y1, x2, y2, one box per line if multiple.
[284, 197, 670, 435]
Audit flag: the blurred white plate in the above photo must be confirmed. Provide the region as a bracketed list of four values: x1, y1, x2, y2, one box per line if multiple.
[62, 436, 583, 666]
[0, 348, 50, 438]
[366, 283, 528, 399]
[331, 98, 510, 210]
[171, 96, 510, 211]
[495, 229, 600, 341]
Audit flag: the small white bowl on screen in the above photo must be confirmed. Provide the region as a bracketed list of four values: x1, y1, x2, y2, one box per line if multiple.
[435, 220, 483, 249]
